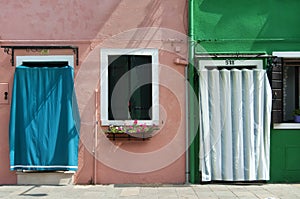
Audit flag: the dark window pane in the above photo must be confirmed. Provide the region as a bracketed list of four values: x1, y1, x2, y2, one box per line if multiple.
[283, 65, 300, 121]
[108, 55, 130, 120]
[22, 62, 69, 67]
[108, 55, 152, 120]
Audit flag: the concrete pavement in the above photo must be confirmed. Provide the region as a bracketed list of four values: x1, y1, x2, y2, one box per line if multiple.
[0, 183, 300, 199]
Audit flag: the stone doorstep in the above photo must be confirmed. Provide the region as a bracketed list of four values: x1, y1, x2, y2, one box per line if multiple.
[16, 171, 75, 185]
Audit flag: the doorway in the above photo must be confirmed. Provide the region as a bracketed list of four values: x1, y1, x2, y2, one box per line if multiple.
[9, 55, 80, 173]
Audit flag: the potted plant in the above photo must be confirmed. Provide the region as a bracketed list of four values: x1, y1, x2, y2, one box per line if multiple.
[293, 109, 300, 123]
[105, 120, 159, 140]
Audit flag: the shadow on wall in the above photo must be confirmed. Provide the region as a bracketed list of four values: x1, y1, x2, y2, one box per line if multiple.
[73, 89, 96, 184]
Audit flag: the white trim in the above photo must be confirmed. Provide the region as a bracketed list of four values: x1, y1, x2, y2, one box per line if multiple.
[16, 55, 74, 67]
[100, 48, 159, 126]
[272, 51, 300, 128]
[273, 123, 300, 129]
[273, 51, 300, 58]
[199, 59, 263, 70]
[11, 165, 78, 169]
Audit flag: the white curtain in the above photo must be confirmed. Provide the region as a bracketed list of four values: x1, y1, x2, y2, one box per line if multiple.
[199, 69, 272, 181]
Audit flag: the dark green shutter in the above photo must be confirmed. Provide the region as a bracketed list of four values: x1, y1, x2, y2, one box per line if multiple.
[108, 55, 130, 120]
[270, 57, 283, 123]
[129, 55, 152, 120]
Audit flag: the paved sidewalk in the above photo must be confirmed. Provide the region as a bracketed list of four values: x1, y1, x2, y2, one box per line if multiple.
[0, 184, 299, 199]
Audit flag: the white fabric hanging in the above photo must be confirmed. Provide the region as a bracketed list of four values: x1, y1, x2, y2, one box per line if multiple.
[199, 69, 272, 181]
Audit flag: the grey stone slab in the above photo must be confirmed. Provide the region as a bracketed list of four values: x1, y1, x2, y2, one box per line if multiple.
[218, 195, 239, 199]
[193, 191, 219, 199]
[139, 196, 159, 199]
[157, 187, 178, 197]
[214, 190, 237, 197]
[175, 187, 195, 196]
[176, 196, 198, 199]
[233, 191, 258, 198]
[0, 183, 300, 199]
[119, 187, 140, 197]
[209, 185, 230, 191]
[191, 185, 211, 190]
[83, 191, 106, 198]
[139, 187, 158, 198]
[279, 195, 299, 199]
[251, 191, 277, 199]
[157, 194, 178, 198]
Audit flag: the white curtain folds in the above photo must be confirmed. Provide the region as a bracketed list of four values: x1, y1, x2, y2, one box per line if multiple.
[199, 69, 272, 181]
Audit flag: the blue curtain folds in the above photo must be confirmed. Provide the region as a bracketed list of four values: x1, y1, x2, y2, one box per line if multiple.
[9, 66, 80, 171]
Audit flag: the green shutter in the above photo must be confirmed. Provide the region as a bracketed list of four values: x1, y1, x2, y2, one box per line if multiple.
[108, 55, 130, 120]
[271, 58, 283, 123]
[129, 55, 152, 120]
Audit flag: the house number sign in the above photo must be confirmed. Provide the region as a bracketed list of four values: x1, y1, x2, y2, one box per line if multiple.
[225, 59, 235, 65]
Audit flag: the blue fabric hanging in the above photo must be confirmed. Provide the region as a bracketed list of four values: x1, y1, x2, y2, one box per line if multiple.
[9, 66, 80, 171]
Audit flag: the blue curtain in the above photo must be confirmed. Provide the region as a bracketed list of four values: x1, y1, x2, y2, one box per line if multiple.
[9, 66, 80, 171]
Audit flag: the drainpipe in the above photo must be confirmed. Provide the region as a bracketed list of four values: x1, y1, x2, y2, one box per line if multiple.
[174, 57, 189, 184]
[185, 66, 189, 184]
[188, 0, 200, 184]
[94, 89, 99, 184]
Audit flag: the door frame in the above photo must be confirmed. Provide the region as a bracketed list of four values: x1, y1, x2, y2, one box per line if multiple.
[16, 55, 74, 67]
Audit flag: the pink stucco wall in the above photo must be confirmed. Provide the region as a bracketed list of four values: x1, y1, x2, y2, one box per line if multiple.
[0, 0, 188, 184]
[0, 49, 17, 184]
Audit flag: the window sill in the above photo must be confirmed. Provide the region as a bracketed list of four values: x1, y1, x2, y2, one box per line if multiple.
[273, 123, 300, 129]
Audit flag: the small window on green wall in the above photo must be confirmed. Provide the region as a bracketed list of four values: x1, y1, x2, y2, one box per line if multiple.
[271, 57, 300, 123]
[271, 52, 300, 128]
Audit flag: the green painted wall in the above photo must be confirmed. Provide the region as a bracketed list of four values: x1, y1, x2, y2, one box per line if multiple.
[191, 0, 300, 183]
[193, 0, 300, 54]
[271, 129, 300, 182]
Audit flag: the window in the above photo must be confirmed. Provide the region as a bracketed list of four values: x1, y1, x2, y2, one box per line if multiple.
[282, 60, 300, 121]
[101, 49, 159, 126]
[271, 52, 300, 128]
[11, 55, 79, 171]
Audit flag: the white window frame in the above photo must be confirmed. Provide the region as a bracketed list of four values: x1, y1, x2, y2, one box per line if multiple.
[100, 48, 159, 126]
[16, 55, 74, 68]
[272, 51, 300, 129]
[199, 59, 263, 70]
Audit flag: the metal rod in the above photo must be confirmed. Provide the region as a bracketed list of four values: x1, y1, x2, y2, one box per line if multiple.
[0, 40, 91, 43]
[195, 53, 275, 58]
[1, 45, 78, 49]
[197, 38, 300, 43]
[1, 45, 79, 66]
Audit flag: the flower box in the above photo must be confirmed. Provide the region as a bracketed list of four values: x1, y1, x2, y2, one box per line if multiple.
[105, 132, 154, 141]
[105, 120, 159, 141]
